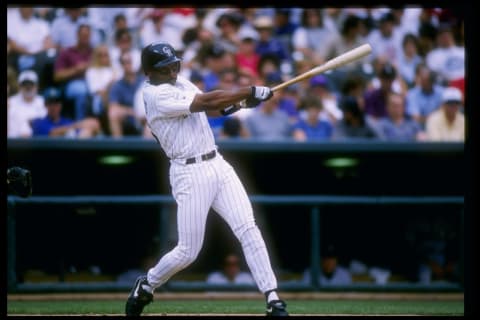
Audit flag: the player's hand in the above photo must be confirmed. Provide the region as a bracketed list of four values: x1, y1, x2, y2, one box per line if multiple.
[251, 86, 273, 101]
[243, 86, 274, 108]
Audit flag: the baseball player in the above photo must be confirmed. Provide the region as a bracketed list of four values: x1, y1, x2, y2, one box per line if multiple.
[125, 42, 289, 317]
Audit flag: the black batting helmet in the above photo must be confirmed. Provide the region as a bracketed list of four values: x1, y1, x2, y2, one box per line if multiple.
[141, 42, 182, 73]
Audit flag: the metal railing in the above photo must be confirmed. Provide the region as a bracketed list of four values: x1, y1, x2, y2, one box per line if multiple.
[7, 195, 464, 293]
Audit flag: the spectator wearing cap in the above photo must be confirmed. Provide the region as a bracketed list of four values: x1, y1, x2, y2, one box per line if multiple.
[253, 15, 291, 63]
[405, 64, 444, 127]
[53, 24, 94, 121]
[332, 96, 379, 140]
[198, 43, 230, 92]
[7, 70, 47, 138]
[293, 95, 333, 141]
[302, 244, 353, 286]
[366, 11, 404, 67]
[426, 25, 465, 94]
[31, 87, 101, 138]
[306, 75, 342, 125]
[235, 28, 261, 79]
[50, 8, 102, 49]
[363, 62, 399, 121]
[374, 92, 423, 141]
[425, 87, 464, 142]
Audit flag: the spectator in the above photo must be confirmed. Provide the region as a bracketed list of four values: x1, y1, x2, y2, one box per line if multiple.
[340, 74, 367, 110]
[208, 68, 239, 138]
[273, 8, 298, 54]
[206, 253, 255, 285]
[109, 28, 142, 79]
[139, 9, 183, 51]
[366, 11, 403, 67]
[292, 9, 342, 66]
[253, 15, 291, 63]
[426, 24, 465, 95]
[235, 28, 261, 80]
[302, 244, 353, 286]
[86, 44, 118, 118]
[219, 117, 249, 139]
[293, 95, 333, 141]
[50, 7, 102, 49]
[197, 43, 230, 92]
[7, 7, 56, 86]
[53, 24, 94, 121]
[405, 64, 444, 127]
[374, 92, 423, 141]
[306, 75, 342, 125]
[31, 87, 101, 138]
[332, 96, 379, 140]
[363, 62, 397, 121]
[107, 52, 145, 137]
[7, 70, 47, 138]
[397, 33, 423, 88]
[322, 14, 366, 92]
[257, 54, 282, 86]
[214, 11, 244, 54]
[244, 92, 292, 140]
[425, 87, 464, 142]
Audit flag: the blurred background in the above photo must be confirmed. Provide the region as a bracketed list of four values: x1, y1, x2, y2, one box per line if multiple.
[7, 6, 465, 293]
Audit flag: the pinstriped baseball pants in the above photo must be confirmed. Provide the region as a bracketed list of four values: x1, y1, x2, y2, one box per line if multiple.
[147, 153, 278, 293]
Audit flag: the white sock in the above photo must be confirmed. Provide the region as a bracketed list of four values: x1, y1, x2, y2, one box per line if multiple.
[267, 291, 279, 303]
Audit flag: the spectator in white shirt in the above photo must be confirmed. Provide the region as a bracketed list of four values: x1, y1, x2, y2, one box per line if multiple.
[206, 253, 255, 285]
[86, 44, 118, 117]
[7, 70, 47, 138]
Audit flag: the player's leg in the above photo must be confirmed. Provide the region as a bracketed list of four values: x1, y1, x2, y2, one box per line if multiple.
[211, 158, 288, 315]
[146, 163, 216, 288]
[126, 163, 216, 316]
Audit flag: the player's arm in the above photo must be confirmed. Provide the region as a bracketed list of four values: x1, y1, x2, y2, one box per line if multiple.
[189, 86, 273, 114]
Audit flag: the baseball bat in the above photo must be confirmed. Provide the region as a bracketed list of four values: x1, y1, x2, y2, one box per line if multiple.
[271, 43, 372, 92]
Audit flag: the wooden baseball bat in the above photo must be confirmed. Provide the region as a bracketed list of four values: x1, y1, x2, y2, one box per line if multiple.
[271, 43, 372, 92]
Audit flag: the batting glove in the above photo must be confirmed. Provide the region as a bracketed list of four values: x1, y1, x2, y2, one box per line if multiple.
[251, 86, 273, 101]
[241, 86, 274, 109]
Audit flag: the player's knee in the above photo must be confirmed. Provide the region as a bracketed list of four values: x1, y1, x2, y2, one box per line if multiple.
[174, 245, 200, 267]
[234, 221, 263, 246]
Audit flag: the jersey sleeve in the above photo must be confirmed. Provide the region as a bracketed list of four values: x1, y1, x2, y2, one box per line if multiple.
[146, 84, 197, 118]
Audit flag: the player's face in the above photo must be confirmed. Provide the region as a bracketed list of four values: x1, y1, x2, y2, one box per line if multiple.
[151, 62, 181, 85]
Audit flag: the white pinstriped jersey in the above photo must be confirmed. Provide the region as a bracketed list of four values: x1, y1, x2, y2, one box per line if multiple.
[142, 75, 216, 160]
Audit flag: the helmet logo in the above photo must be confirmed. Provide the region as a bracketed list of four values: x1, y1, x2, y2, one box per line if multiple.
[163, 46, 173, 56]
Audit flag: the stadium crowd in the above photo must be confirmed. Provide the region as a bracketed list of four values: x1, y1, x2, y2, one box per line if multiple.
[7, 7, 465, 142]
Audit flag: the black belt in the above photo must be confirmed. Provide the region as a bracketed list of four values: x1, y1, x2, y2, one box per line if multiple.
[185, 150, 216, 165]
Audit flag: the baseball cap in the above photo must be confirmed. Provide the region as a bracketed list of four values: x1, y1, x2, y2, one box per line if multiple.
[18, 70, 38, 85]
[238, 28, 259, 41]
[379, 63, 396, 79]
[310, 75, 328, 87]
[43, 87, 62, 104]
[253, 15, 274, 29]
[442, 87, 462, 104]
[206, 43, 226, 58]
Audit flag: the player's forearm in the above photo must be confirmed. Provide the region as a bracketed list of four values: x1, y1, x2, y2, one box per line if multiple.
[190, 87, 252, 112]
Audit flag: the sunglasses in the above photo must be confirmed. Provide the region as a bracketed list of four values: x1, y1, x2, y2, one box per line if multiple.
[155, 62, 181, 75]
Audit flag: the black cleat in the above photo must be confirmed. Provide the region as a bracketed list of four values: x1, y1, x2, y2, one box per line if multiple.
[266, 300, 289, 316]
[125, 275, 154, 316]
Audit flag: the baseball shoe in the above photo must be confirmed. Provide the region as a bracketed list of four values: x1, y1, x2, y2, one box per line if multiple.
[125, 275, 154, 316]
[266, 299, 289, 316]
